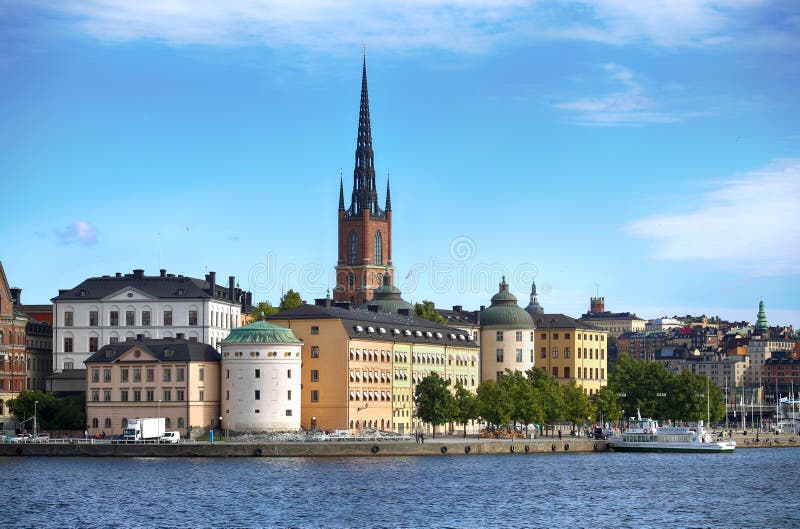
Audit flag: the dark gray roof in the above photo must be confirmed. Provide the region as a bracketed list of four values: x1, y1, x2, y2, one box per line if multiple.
[531, 313, 604, 331]
[580, 311, 645, 321]
[52, 269, 243, 304]
[437, 307, 480, 327]
[86, 339, 221, 364]
[266, 304, 479, 348]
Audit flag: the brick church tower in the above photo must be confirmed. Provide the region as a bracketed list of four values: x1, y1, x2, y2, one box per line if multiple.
[334, 55, 393, 305]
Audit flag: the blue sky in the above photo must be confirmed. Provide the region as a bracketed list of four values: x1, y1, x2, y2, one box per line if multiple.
[2, 1, 799, 326]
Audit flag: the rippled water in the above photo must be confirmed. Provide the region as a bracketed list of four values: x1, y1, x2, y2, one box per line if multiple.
[3, 448, 798, 528]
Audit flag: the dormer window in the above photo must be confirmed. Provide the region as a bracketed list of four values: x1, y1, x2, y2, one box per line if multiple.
[392, 329, 400, 335]
[403, 329, 411, 336]
[177, 289, 184, 296]
[367, 326, 375, 333]
[379, 328, 386, 334]
[435, 332, 443, 339]
[80, 290, 88, 297]
[355, 325, 363, 332]
[415, 330, 422, 337]
[425, 331, 433, 338]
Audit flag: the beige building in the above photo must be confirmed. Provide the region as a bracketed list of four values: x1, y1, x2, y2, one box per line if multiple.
[531, 313, 608, 395]
[266, 301, 480, 435]
[578, 297, 646, 338]
[479, 278, 536, 382]
[85, 338, 221, 437]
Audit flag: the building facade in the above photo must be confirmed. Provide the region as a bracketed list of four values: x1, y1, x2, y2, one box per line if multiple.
[52, 268, 248, 375]
[0, 261, 28, 433]
[220, 321, 303, 433]
[334, 56, 393, 306]
[532, 313, 608, 395]
[85, 338, 221, 437]
[578, 297, 645, 338]
[479, 278, 535, 382]
[10, 289, 54, 391]
[267, 302, 480, 435]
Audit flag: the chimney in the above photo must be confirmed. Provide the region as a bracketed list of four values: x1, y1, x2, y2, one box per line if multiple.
[59, 289, 69, 296]
[479, 305, 486, 312]
[206, 271, 216, 297]
[160, 269, 166, 278]
[10, 288, 21, 305]
[136, 334, 144, 341]
[398, 308, 410, 317]
[133, 269, 145, 279]
[115, 272, 122, 278]
[452, 305, 462, 312]
[228, 276, 235, 301]
[246, 291, 253, 309]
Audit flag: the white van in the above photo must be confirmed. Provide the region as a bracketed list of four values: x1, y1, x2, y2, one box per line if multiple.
[159, 431, 181, 444]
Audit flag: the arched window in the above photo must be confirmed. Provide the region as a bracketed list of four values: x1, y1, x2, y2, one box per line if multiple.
[92, 418, 99, 428]
[348, 231, 358, 265]
[0, 331, 3, 344]
[104, 418, 111, 428]
[177, 417, 185, 428]
[121, 418, 128, 428]
[374, 231, 382, 265]
[348, 273, 355, 287]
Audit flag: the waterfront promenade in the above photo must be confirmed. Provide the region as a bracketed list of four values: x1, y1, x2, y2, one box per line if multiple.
[2, 431, 797, 457]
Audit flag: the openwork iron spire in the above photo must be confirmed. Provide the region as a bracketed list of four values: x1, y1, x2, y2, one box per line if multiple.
[347, 53, 384, 219]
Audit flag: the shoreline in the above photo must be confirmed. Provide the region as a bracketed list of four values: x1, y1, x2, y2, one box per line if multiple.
[2, 432, 797, 457]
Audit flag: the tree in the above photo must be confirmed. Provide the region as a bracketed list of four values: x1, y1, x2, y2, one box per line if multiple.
[249, 301, 279, 320]
[8, 390, 85, 431]
[527, 367, 564, 424]
[590, 386, 623, 425]
[452, 382, 480, 437]
[561, 381, 591, 429]
[476, 379, 512, 429]
[499, 370, 541, 434]
[278, 289, 303, 312]
[414, 372, 455, 438]
[413, 300, 447, 325]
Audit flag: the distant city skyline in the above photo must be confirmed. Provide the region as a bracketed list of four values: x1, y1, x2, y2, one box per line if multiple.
[2, 1, 798, 326]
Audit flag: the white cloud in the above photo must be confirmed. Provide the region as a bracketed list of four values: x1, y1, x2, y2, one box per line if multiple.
[18, 0, 776, 52]
[55, 221, 98, 245]
[556, 63, 681, 126]
[626, 159, 800, 275]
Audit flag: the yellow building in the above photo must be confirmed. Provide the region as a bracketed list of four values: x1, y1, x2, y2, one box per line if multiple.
[85, 338, 221, 437]
[266, 301, 480, 434]
[531, 314, 608, 395]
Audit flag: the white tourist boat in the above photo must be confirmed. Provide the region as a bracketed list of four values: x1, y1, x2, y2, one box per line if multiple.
[608, 412, 736, 453]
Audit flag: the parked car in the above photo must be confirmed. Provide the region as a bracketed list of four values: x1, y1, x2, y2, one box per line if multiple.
[593, 427, 606, 440]
[9, 434, 32, 443]
[159, 431, 181, 444]
[32, 434, 50, 443]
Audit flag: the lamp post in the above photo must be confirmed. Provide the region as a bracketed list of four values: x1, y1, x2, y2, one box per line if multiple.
[225, 410, 229, 440]
[34, 400, 38, 437]
[219, 416, 222, 440]
[656, 392, 667, 423]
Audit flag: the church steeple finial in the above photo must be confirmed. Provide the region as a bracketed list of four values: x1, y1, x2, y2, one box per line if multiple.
[338, 171, 345, 210]
[386, 171, 392, 211]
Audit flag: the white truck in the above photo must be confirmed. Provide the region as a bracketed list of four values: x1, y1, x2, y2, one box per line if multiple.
[123, 418, 166, 442]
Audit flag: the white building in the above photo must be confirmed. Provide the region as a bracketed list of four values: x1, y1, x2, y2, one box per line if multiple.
[51, 268, 249, 374]
[219, 321, 303, 432]
[645, 318, 683, 332]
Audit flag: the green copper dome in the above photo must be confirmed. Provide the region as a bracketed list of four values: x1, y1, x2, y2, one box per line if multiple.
[220, 321, 302, 344]
[361, 271, 413, 314]
[480, 277, 535, 328]
[755, 300, 768, 330]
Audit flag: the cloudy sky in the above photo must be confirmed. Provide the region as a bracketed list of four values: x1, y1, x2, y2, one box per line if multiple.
[2, 1, 799, 326]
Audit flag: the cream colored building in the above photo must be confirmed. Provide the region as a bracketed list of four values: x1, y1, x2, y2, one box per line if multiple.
[220, 321, 303, 433]
[266, 301, 480, 435]
[531, 314, 608, 395]
[85, 338, 220, 437]
[479, 278, 536, 382]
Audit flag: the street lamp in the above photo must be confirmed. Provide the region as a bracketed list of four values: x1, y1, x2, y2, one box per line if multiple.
[656, 392, 667, 423]
[219, 416, 222, 440]
[157, 399, 162, 420]
[34, 400, 39, 437]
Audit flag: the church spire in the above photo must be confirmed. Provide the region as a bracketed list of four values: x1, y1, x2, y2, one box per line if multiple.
[338, 173, 345, 210]
[385, 172, 392, 212]
[346, 51, 383, 219]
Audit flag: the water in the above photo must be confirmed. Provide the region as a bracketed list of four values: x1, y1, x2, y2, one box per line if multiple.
[3, 449, 798, 528]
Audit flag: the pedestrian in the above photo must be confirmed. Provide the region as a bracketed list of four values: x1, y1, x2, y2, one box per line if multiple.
[84, 429, 89, 440]
[558, 430, 562, 440]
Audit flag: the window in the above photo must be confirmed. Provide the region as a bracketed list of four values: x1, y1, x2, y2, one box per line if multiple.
[64, 361, 73, 370]
[311, 370, 319, 382]
[516, 331, 523, 341]
[540, 347, 546, 358]
[564, 347, 571, 358]
[287, 390, 292, 400]
[64, 337, 73, 353]
[134, 390, 142, 402]
[348, 231, 358, 265]
[92, 369, 100, 382]
[496, 349, 504, 362]
[496, 331, 504, 341]
[89, 337, 99, 353]
[163, 310, 173, 326]
[374, 231, 383, 265]
[110, 311, 119, 326]
[177, 390, 185, 401]
[89, 311, 98, 326]
[311, 326, 319, 335]
[516, 349, 523, 362]
[565, 333, 571, 340]
[199, 390, 204, 401]
[199, 367, 204, 381]
[142, 311, 151, 326]
[189, 310, 198, 326]
[287, 369, 292, 379]
[161, 368, 170, 382]
[126, 311, 135, 326]
[254, 369, 260, 379]
[311, 390, 319, 402]
[553, 333, 559, 340]
[103, 390, 111, 402]
[176, 367, 184, 382]
[121, 368, 129, 382]
[226, 390, 229, 401]
[552, 366, 559, 377]
[564, 366, 570, 378]
[90, 390, 99, 402]
[92, 418, 98, 428]
[121, 390, 128, 402]
[255, 390, 261, 400]
[285, 410, 292, 416]
[133, 368, 141, 382]
[146, 368, 154, 382]
[103, 368, 111, 382]
[540, 333, 546, 340]
[146, 390, 154, 401]
[178, 417, 185, 428]
[64, 311, 73, 326]
[110, 337, 119, 344]
[311, 346, 319, 358]
[552, 347, 558, 358]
